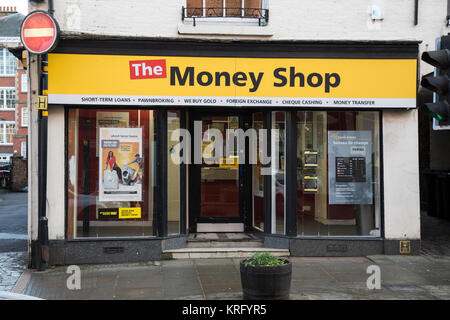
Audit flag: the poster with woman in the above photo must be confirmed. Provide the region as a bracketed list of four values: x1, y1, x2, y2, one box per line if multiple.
[99, 127, 143, 202]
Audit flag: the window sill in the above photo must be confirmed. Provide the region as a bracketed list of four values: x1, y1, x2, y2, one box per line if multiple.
[178, 23, 273, 36]
[0, 108, 15, 111]
[0, 143, 13, 146]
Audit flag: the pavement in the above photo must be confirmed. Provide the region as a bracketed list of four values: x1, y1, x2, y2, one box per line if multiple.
[0, 251, 28, 292]
[1, 189, 450, 300]
[9, 254, 450, 300]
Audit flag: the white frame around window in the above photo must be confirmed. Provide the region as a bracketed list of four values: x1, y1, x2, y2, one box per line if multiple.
[184, 0, 268, 24]
[0, 87, 16, 110]
[21, 107, 29, 127]
[0, 48, 16, 76]
[21, 140, 27, 159]
[21, 73, 28, 93]
[0, 121, 15, 145]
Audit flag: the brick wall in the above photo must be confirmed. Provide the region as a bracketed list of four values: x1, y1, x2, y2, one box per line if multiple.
[10, 156, 27, 191]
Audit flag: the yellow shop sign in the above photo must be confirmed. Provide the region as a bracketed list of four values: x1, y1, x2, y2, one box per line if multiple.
[48, 53, 416, 108]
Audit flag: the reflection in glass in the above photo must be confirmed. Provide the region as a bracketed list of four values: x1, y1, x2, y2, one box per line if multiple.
[67, 108, 156, 238]
[296, 111, 380, 237]
[201, 115, 239, 218]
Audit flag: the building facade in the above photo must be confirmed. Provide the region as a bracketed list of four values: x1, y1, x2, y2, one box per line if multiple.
[0, 7, 28, 166]
[26, 0, 450, 266]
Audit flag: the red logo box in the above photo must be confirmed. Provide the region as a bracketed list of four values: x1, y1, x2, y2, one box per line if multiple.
[129, 59, 167, 80]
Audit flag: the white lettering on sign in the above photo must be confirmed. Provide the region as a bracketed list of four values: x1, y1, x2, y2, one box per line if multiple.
[129, 60, 167, 80]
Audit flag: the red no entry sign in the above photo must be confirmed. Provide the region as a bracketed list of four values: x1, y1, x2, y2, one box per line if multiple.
[20, 10, 59, 54]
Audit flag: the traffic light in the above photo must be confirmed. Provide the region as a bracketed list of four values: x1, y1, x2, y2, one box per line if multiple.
[420, 36, 450, 125]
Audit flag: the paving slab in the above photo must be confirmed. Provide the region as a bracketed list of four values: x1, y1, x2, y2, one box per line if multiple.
[0, 251, 28, 291]
[10, 255, 450, 300]
[319, 262, 373, 274]
[162, 262, 203, 299]
[378, 264, 430, 285]
[291, 265, 332, 280]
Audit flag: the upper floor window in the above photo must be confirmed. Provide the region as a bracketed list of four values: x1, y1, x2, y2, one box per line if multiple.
[183, 0, 268, 26]
[0, 49, 16, 76]
[0, 122, 15, 145]
[0, 88, 16, 110]
[21, 107, 29, 127]
[21, 73, 28, 93]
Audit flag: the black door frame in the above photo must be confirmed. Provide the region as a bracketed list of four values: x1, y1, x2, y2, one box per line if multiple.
[188, 110, 253, 233]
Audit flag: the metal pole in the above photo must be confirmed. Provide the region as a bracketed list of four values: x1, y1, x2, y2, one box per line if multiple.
[35, 0, 54, 271]
[36, 53, 49, 271]
[447, 0, 450, 27]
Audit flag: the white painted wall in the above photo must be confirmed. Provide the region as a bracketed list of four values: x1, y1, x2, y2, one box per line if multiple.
[382, 109, 421, 239]
[45, 106, 65, 240]
[49, 0, 450, 75]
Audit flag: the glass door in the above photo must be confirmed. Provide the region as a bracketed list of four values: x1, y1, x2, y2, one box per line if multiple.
[190, 112, 245, 232]
[201, 115, 239, 218]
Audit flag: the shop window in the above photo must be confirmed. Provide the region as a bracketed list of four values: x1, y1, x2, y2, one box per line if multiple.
[0, 88, 16, 109]
[295, 111, 381, 237]
[0, 122, 14, 145]
[67, 108, 157, 238]
[184, 0, 268, 25]
[0, 49, 16, 76]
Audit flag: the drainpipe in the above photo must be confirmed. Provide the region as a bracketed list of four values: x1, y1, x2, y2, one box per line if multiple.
[48, 0, 54, 16]
[447, 0, 450, 27]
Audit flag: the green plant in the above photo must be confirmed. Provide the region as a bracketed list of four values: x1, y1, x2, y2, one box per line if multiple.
[243, 252, 287, 267]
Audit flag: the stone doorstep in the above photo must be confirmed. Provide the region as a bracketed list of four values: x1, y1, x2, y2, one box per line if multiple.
[162, 247, 290, 260]
[187, 241, 264, 248]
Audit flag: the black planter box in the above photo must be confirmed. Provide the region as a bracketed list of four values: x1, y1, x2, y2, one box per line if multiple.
[240, 259, 292, 300]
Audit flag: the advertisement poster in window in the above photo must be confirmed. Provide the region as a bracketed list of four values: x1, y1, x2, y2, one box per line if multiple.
[99, 127, 143, 202]
[328, 131, 373, 204]
[96, 112, 129, 156]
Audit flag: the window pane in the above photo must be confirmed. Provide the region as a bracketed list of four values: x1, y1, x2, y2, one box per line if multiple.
[252, 112, 264, 231]
[296, 111, 381, 237]
[186, 0, 203, 16]
[272, 111, 285, 234]
[68, 108, 156, 238]
[201, 115, 239, 218]
[206, 0, 223, 16]
[21, 74, 28, 92]
[244, 0, 261, 17]
[21, 107, 29, 127]
[5, 50, 15, 75]
[0, 122, 15, 144]
[5, 89, 15, 108]
[226, 0, 241, 17]
[0, 50, 4, 75]
[168, 110, 181, 234]
[1, 49, 16, 75]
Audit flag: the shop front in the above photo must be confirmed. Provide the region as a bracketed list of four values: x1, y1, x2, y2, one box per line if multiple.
[40, 39, 419, 265]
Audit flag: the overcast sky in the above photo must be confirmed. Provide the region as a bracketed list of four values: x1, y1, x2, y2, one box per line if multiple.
[0, 0, 28, 15]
